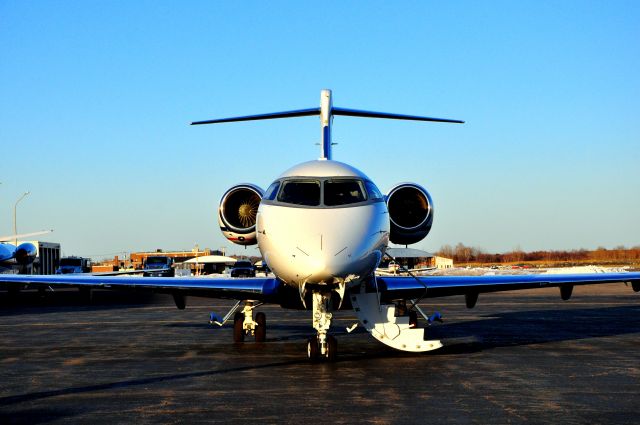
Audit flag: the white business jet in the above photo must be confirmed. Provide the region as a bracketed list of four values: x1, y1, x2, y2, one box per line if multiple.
[1, 90, 639, 361]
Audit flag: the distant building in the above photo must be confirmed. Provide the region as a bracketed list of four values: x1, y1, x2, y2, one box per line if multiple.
[95, 248, 224, 270]
[430, 256, 454, 269]
[180, 255, 238, 275]
[384, 247, 453, 270]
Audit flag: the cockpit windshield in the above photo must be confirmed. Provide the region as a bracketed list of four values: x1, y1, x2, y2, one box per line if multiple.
[264, 181, 280, 201]
[277, 180, 321, 206]
[324, 180, 366, 206]
[269, 178, 382, 208]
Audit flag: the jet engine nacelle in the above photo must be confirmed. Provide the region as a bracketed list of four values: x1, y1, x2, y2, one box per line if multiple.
[386, 183, 434, 245]
[15, 242, 37, 265]
[218, 184, 264, 246]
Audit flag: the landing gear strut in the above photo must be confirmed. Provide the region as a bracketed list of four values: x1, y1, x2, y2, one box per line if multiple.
[307, 291, 337, 361]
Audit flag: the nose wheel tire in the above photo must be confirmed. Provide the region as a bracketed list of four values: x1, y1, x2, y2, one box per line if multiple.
[255, 312, 267, 342]
[233, 312, 245, 343]
[307, 335, 337, 362]
[326, 335, 337, 362]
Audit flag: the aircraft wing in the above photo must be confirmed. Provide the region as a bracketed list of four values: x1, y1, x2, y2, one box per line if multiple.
[376, 267, 437, 276]
[377, 272, 640, 301]
[0, 274, 280, 302]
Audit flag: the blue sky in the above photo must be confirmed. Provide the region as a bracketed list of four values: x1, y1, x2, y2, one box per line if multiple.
[1, 1, 639, 258]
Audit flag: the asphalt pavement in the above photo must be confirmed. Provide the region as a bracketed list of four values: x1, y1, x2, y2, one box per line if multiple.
[1, 284, 639, 424]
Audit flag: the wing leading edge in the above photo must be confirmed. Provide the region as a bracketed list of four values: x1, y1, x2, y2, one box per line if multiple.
[3, 271, 639, 304]
[377, 272, 640, 301]
[0, 274, 280, 302]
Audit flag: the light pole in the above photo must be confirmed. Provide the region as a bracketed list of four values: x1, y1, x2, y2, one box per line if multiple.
[13, 191, 30, 245]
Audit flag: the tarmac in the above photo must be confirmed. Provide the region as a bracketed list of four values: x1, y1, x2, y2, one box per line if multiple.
[1, 283, 639, 424]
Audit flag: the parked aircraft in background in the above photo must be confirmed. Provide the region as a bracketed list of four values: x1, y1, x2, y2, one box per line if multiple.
[1, 90, 639, 361]
[0, 231, 52, 272]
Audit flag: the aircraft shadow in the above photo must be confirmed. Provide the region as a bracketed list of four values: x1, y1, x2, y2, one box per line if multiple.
[0, 407, 80, 425]
[164, 304, 640, 352]
[422, 304, 640, 355]
[0, 359, 306, 408]
[164, 322, 323, 342]
[319, 304, 640, 363]
[0, 290, 165, 316]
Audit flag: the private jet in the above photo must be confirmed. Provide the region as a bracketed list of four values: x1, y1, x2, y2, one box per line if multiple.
[1, 90, 639, 361]
[0, 231, 52, 273]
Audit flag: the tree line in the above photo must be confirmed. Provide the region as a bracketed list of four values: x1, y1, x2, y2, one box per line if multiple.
[437, 243, 640, 264]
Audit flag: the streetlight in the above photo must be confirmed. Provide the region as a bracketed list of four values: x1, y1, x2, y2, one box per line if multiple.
[13, 191, 30, 245]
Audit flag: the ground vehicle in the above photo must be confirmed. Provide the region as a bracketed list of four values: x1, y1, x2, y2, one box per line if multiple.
[143, 256, 174, 277]
[56, 257, 92, 274]
[230, 260, 255, 277]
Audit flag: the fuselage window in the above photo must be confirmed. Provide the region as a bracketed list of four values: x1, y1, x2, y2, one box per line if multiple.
[324, 180, 366, 206]
[278, 180, 321, 206]
[264, 181, 280, 201]
[364, 180, 383, 200]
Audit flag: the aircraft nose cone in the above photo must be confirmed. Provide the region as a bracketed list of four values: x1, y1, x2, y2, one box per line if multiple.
[290, 234, 352, 283]
[290, 253, 335, 284]
[307, 257, 348, 284]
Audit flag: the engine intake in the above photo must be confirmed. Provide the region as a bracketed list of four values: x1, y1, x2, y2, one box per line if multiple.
[386, 183, 433, 245]
[218, 184, 263, 245]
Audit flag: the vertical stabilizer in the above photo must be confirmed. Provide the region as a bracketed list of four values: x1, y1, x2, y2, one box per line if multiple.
[319, 89, 333, 160]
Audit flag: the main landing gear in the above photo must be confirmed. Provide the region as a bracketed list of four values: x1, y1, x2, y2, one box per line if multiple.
[229, 301, 267, 343]
[307, 291, 337, 362]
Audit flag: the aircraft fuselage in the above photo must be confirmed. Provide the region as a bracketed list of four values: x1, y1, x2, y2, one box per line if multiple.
[256, 160, 390, 290]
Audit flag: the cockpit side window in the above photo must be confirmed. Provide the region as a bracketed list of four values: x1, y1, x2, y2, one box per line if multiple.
[364, 180, 383, 200]
[277, 180, 321, 206]
[324, 180, 366, 206]
[263, 181, 280, 201]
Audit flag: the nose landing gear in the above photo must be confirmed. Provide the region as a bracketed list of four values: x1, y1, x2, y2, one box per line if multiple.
[307, 291, 338, 361]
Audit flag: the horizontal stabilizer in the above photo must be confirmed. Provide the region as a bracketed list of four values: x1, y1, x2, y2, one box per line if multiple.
[191, 90, 464, 160]
[191, 108, 320, 125]
[332, 107, 464, 124]
[191, 106, 463, 126]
